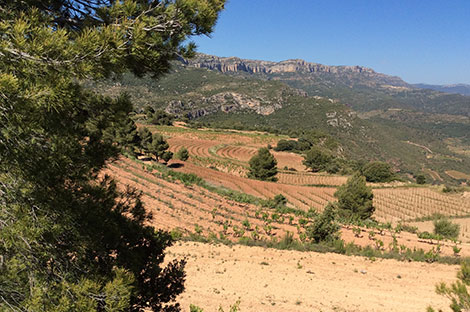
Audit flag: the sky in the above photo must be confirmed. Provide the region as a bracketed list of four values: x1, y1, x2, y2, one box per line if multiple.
[192, 0, 470, 85]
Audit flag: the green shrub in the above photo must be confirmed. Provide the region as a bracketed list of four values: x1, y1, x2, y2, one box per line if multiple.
[247, 148, 278, 181]
[335, 173, 374, 220]
[434, 218, 460, 240]
[362, 161, 394, 182]
[175, 147, 190, 161]
[306, 204, 340, 243]
[415, 174, 426, 184]
[429, 261, 470, 312]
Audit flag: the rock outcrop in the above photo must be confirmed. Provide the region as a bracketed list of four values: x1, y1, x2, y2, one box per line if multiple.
[182, 54, 408, 87]
[165, 92, 282, 118]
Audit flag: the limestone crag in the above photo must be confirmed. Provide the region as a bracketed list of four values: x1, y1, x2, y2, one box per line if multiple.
[182, 54, 408, 87]
[165, 92, 282, 118]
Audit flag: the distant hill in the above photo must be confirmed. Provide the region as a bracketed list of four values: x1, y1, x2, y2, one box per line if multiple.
[184, 54, 470, 117]
[413, 83, 470, 96]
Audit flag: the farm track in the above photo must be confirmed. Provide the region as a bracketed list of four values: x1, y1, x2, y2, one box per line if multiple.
[173, 242, 457, 312]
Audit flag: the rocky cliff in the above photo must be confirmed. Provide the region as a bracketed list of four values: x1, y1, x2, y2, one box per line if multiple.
[182, 54, 408, 87]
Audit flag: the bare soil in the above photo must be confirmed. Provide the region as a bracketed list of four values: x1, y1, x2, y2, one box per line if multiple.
[169, 242, 456, 312]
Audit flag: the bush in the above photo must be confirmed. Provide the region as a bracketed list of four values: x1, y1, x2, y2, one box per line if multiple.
[335, 173, 374, 220]
[415, 174, 426, 184]
[149, 109, 175, 126]
[429, 261, 470, 312]
[306, 204, 340, 243]
[362, 161, 394, 182]
[247, 148, 278, 181]
[302, 147, 333, 172]
[274, 139, 299, 151]
[434, 218, 460, 240]
[175, 147, 189, 161]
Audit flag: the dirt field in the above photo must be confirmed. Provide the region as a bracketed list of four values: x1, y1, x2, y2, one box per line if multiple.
[169, 242, 457, 312]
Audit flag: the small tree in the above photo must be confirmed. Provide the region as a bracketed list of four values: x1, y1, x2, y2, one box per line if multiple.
[306, 203, 340, 243]
[116, 116, 141, 155]
[161, 151, 174, 164]
[139, 127, 153, 155]
[175, 147, 189, 161]
[248, 148, 278, 182]
[149, 110, 175, 126]
[303, 147, 333, 172]
[362, 161, 394, 182]
[335, 173, 374, 220]
[148, 133, 171, 161]
[416, 174, 426, 184]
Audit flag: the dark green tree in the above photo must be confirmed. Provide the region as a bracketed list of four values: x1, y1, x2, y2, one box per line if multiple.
[0, 0, 225, 311]
[116, 115, 142, 154]
[148, 134, 171, 162]
[335, 173, 375, 220]
[416, 174, 426, 184]
[161, 151, 174, 164]
[144, 105, 156, 119]
[303, 147, 333, 172]
[306, 203, 341, 243]
[362, 161, 394, 182]
[139, 127, 153, 155]
[150, 110, 175, 126]
[248, 148, 278, 182]
[175, 147, 190, 161]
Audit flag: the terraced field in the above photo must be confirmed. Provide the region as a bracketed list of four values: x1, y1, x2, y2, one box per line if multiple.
[144, 125, 470, 227]
[104, 157, 303, 241]
[216, 144, 306, 171]
[277, 172, 348, 186]
[173, 161, 336, 211]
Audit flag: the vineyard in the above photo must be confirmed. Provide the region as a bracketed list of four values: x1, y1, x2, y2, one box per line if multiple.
[108, 124, 470, 254]
[104, 157, 302, 240]
[373, 187, 470, 222]
[156, 126, 470, 225]
[446, 170, 470, 181]
[173, 162, 337, 212]
[105, 156, 470, 256]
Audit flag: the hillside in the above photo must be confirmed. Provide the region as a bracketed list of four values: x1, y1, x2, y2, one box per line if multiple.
[91, 59, 470, 184]
[185, 54, 470, 116]
[414, 83, 470, 96]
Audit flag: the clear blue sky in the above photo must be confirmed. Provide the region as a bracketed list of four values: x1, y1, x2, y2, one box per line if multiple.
[193, 0, 470, 84]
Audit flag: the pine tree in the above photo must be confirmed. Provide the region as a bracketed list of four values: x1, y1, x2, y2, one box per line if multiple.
[139, 127, 153, 155]
[302, 146, 333, 172]
[0, 1, 225, 311]
[248, 148, 278, 181]
[116, 115, 141, 154]
[148, 133, 171, 162]
[334, 173, 375, 220]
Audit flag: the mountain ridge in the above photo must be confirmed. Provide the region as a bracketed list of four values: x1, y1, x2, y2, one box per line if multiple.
[182, 53, 409, 88]
[413, 83, 470, 96]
